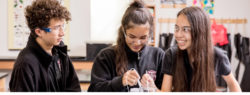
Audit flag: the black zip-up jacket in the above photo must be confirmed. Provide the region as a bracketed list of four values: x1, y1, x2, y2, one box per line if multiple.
[88, 45, 165, 92]
[9, 36, 81, 92]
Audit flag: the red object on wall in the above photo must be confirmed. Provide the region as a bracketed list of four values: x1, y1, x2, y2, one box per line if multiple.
[211, 19, 229, 46]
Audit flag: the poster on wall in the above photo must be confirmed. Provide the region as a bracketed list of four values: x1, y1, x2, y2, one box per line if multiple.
[192, 0, 214, 15]
[161, 0, 186, 4]
[160, 0, 187, 8]
[8, 0, 70, 50]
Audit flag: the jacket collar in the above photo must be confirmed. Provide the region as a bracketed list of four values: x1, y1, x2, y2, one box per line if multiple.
[124, 44, 148, 60]
[26, 36, 68, 68]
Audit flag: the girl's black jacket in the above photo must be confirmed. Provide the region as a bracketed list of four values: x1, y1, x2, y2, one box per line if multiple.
[88, 45, 165, 92]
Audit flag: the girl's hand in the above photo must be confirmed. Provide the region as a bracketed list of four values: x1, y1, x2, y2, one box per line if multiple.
[122, 69, 140, 86]
[141, 74, 157, 91]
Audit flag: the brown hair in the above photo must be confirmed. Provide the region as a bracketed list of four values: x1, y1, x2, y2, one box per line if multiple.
[172, 6, 216, 91]
[115, 0, 154, 75]
[25, 0, 71, 38]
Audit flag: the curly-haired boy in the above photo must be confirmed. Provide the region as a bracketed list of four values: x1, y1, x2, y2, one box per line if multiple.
[9, 0, 81, 92]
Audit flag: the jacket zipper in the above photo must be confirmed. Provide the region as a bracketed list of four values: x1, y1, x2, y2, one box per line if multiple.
[137, 52, 141, 86]
[137, 52, 141, 60]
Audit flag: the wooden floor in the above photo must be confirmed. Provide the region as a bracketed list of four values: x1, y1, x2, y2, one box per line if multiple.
[0, 77, 5, 91]
[80, 83, 90, 91]
[0, 73, 8, 92]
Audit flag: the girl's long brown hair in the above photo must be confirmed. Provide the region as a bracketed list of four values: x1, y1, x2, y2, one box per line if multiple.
[115, 0, 153, 76]
[172, 6, 216, 91]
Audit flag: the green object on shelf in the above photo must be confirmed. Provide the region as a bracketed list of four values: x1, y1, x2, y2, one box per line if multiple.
[14, 4, 17, 8]
[19, 0, 23, 4]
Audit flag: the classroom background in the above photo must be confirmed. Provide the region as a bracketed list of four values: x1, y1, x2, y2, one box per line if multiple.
[0, 0, 250, 92]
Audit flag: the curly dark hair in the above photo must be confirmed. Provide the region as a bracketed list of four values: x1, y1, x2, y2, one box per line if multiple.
[25, 0, 71, 38]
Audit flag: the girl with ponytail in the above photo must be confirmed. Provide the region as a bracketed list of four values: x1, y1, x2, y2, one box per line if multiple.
[88, 0, 165, 92]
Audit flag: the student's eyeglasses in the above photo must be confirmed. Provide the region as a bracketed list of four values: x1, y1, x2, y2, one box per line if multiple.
[174, 25, 191, 33]
[41, 24, 66, 32]
[123, 31, 149, 44]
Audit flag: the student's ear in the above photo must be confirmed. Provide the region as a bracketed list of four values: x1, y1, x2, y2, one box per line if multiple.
[35, 28, 43, 37]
